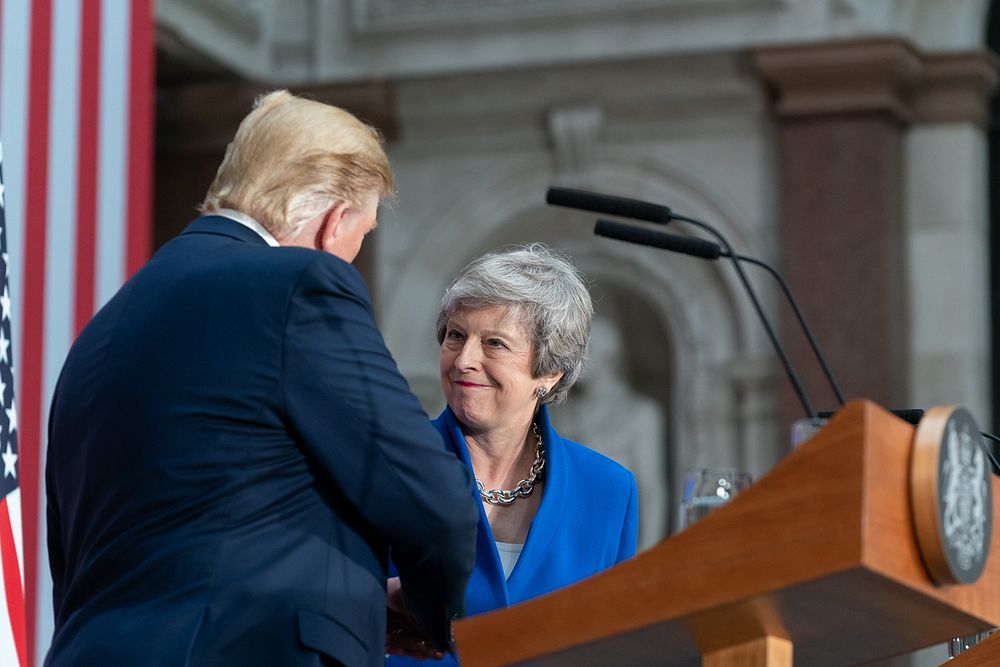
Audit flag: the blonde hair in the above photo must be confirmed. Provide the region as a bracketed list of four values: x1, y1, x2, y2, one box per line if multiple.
[200, 90, 394, 238]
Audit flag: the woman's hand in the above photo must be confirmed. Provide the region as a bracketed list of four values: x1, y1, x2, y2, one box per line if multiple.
[386, 577, 446, 660]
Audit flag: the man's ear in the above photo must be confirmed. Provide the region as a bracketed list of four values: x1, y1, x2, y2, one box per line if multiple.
[317, 201, 350, 254]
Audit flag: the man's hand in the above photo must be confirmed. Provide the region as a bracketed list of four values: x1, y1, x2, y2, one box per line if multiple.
[386, 577, 445, 660]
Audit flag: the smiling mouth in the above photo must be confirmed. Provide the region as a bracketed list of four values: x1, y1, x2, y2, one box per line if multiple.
[455, 380, 489, 388]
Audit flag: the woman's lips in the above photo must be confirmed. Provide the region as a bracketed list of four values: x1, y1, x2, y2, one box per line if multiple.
[455, 380, 488, 388]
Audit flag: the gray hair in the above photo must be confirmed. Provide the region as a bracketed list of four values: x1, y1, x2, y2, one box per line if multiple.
[436, 243, 593, 405]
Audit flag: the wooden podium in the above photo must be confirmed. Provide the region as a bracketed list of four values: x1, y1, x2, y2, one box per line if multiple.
[453, 401, 1000, 666]
[947, 630, 1000, 665]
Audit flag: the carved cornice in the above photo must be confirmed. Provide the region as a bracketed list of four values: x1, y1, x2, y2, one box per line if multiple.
[351, 0, 782, 32]
[753, 39, 923, 123]
[546, 104, 604, 186]
[753, 38, 1000, 129]
[910, 50, 1000, 129]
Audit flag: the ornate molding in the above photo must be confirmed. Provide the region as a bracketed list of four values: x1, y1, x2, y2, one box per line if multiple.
[174, 0, 261, 38]
[753, 38, 1000, 129]
[753, 39, 923, 123]
[911, 51, 1000, 130]
[157, 1, 991, 84]
[351, 0, 782, 32]
[546, 104, 604, 186]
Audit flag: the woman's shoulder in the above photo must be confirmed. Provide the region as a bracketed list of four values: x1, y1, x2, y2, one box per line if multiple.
[552, 432, 636, 488]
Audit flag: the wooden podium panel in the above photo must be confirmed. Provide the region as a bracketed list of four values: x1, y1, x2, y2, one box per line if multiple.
[453, 401, 1000, 666]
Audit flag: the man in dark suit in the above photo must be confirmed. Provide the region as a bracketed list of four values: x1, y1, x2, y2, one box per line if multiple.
[45, 90, 478, 666]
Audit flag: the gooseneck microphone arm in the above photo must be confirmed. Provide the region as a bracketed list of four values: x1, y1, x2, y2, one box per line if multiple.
[547, 187, 672, 224]
[593, 219, 847, 408]
[671, 213, 822, 418]
[733, 254, 847, 407]
[591, 217, 818, 420]
[592, 219, 1000, 476]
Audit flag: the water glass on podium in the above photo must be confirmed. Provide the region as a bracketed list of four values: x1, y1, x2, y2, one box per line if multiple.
[790, 416, 828, 449]
[678, 468, 752, 531]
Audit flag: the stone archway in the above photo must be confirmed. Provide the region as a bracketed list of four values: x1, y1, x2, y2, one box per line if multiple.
[379, 155, 785, 548]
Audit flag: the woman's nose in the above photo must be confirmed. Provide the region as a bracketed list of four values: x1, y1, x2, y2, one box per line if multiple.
[454, 340, 482, 369]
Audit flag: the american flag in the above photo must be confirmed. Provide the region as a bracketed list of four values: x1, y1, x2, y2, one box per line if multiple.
[0, 142, 26, 667]
[0, 1, 154, 663]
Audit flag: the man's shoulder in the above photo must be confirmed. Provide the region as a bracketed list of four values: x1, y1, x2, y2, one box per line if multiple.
[285, 250, 369, 301]
[166, 220, 367, 293]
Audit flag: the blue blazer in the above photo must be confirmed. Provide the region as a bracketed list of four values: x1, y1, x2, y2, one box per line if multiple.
[389, 404, 638, 666]
[46, 217, 479, 667]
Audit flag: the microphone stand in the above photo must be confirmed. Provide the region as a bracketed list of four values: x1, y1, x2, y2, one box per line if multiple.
[670, 213, 817, 420]
[593, 217, 1000, 474]
[731, 254, 846, 407]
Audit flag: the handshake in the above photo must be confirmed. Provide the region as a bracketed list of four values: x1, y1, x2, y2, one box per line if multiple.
[386, 577, 448, 661]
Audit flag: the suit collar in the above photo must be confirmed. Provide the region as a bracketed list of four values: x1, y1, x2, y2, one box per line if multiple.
[181, 215, 272, 247]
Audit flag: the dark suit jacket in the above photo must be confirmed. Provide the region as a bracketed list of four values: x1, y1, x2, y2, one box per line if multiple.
[45, 216, 478, 666]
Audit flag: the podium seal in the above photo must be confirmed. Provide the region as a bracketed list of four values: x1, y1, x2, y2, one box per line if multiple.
[910, 406, 992, 585]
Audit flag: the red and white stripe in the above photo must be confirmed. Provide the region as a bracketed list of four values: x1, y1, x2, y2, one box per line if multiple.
[0, 1, 153, 663]
[0, 484, 24, 667]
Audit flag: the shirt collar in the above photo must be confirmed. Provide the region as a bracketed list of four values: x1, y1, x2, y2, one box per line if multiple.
[213, 208, 280, 247]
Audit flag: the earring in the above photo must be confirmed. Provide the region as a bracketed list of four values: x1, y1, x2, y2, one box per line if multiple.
[536, 387, 548, 399]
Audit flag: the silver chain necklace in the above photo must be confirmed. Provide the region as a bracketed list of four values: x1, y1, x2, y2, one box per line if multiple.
[476, 422, 545, 506]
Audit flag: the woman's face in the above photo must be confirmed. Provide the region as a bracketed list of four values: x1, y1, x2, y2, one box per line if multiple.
[440, 305, 554, 437]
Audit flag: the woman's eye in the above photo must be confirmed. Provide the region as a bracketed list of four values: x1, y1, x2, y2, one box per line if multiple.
[445, 329, 464, 341]
[486, 339, 507, 349]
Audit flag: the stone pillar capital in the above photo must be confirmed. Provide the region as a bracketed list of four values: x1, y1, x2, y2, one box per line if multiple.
[753, 38, 923, 122]
[754, 38, 1000, 129]
[911, 50, 999, 129]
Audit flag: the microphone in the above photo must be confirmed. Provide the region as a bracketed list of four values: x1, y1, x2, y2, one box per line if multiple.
[594, 219, 722, 259]
[590, 215, 818, 419]
[595, 219, 846, 408]
[547, 187, 672, 225]
[590, 206, 1000, 474]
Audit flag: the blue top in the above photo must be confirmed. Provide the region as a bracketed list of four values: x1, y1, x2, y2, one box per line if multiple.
[389, 404, 638, 666]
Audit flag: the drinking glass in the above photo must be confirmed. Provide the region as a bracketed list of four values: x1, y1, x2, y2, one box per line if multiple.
[790, 417, 828, 449]
[677, 468, 752, 531]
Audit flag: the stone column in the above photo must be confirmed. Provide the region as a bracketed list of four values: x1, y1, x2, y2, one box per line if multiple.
[905, 52, 998, 424]
[754, 39, 997, 432]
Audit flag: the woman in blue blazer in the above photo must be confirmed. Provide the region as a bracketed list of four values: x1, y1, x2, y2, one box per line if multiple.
[387, 244, 638, 665]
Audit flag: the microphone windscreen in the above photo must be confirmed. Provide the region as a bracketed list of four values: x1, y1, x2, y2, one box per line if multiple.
[594, 219, 722, 259]
[547, 187, 672, 224]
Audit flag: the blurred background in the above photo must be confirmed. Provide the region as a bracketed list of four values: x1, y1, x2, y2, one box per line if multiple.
[2, 1, 998, 664]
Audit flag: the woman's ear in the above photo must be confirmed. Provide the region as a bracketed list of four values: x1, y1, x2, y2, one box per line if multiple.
[539, 370, 565, 395]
